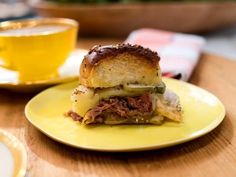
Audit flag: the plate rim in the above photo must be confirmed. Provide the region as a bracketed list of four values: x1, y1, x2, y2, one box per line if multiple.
[0, 76, 78, 92]
[0, 75, 77, 86]
[0, 129, 27, 177]
[24, 78, 226, 152]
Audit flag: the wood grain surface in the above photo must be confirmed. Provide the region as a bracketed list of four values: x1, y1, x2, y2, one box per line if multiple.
[0, 39, 236, 177]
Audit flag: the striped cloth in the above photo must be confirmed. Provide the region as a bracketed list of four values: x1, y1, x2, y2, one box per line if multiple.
[125, 28, 206, 81]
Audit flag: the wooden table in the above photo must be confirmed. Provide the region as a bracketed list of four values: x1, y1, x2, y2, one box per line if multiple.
[0, 38, 236, 177]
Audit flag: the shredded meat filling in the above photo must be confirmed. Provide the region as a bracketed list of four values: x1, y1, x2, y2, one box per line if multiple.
[67, 94, 153, 123]
[86, 94, 153, 120]
[66, 110, 83, 122]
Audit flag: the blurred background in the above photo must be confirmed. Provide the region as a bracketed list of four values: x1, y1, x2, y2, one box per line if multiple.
[1, 0, 236, 60]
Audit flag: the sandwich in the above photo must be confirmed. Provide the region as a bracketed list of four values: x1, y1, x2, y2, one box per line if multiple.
[67, 44, 182, 125]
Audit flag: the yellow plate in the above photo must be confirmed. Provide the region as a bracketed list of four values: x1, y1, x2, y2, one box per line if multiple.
[25, 78, 225, 152]
[0, 49, 87, 92]
[0, 129, 27, 177]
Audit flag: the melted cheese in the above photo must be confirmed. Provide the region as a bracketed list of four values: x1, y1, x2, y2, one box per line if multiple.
[71, 85, 145, 117]
[71, 86, 182, 122]
[154, 90, 182, 122]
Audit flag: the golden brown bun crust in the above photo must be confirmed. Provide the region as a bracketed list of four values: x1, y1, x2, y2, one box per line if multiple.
[80, 44, 162, 88]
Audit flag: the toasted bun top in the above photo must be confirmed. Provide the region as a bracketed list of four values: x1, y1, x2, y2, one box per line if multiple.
[80, 44, 162, 88]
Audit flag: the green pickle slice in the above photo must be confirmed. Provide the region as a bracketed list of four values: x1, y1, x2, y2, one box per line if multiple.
[123, 82, 166, 94]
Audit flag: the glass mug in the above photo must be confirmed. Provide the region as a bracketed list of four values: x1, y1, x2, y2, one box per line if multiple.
[0, 18, 78, 82]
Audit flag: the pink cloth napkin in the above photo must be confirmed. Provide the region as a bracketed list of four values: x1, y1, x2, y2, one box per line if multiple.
[125, 28, 206, 81]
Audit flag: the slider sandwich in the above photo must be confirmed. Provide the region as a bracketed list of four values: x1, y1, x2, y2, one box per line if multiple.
[68, 44, 182, 125]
